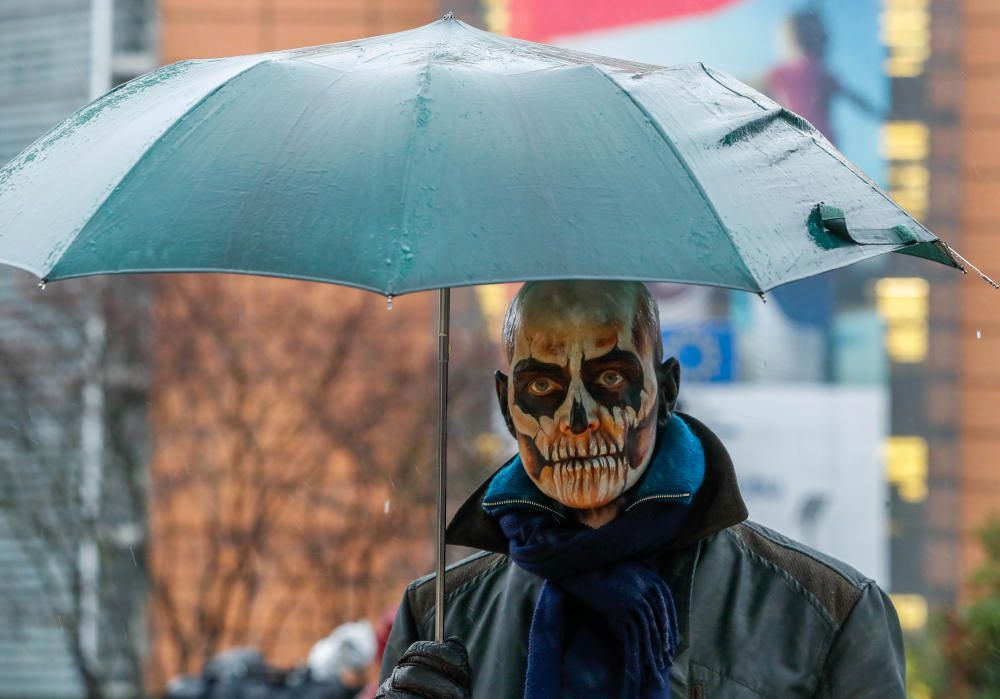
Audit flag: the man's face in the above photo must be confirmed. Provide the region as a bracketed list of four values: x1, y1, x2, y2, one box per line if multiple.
[499, 291, 662, 510]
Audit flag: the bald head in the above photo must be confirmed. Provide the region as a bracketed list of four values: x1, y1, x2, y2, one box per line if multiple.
[501, 280, 663, 366]
[495, 281, 675, 518]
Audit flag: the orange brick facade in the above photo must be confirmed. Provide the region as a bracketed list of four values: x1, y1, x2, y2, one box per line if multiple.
[162, 0, 438, 63]
[960, 0, 1000, 591]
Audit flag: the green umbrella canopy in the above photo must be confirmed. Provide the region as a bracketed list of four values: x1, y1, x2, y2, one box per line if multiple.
[0, 16, 982, 295]
[0, 14, 992, 647]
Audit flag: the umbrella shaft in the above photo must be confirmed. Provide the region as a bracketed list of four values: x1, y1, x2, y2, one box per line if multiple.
[435, 287, 451, 642]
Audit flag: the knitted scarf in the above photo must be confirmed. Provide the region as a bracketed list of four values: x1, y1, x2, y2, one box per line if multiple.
[487, 416, 705, 699]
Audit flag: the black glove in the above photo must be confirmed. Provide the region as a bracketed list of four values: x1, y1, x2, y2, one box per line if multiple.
[376, 638, 471, 699]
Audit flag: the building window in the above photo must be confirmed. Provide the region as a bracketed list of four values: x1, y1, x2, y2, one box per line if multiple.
[112, 0, 157, 84]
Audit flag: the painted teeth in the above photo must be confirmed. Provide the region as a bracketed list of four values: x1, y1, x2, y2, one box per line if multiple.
[553, 454, 632, 499]
[625, 406, 638, 425]
[547, 441, 633, 465]
[550, 452, 628, 465]
[537, 434, 550, 461]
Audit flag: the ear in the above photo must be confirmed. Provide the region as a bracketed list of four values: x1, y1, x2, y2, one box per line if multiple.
[494, 370, 517, 437]
[656, 357, 681, 425]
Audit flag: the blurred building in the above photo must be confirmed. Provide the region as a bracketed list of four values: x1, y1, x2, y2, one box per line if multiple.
[882, 0, 959, 624]
[957, 0, 1000, 596]
[0, 2, 157, 698]
[874, 0, 999, 623]
[160, 0, 437, 63]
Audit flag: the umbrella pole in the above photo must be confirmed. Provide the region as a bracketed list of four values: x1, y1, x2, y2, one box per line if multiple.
[434, 287, 451, 642]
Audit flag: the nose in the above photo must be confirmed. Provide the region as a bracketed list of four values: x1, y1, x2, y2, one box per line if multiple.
[564, 398, 599, 435]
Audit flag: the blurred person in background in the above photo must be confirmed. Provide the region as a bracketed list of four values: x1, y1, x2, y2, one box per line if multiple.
[377, 281, 905, 698]
[300, 621, 377, 699]
[165, 621, 375, 699]
[165, 647, 282, 699]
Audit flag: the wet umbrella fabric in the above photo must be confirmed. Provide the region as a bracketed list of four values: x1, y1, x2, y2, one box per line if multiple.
[0, 15, 979, 646]
[0, 17, 967, 291]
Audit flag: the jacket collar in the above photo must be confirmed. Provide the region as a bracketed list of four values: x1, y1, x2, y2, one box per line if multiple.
[445, 413, 749, 553]
[480, 413, 706, 519]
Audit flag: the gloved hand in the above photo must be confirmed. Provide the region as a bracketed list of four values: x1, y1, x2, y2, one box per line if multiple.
[376, 638, 472, 699]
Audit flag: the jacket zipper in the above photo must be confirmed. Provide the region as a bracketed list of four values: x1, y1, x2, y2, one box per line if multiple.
[481, 498, 566, 519]
[486, 494, 690, 517]
[624, 492, 691, 512]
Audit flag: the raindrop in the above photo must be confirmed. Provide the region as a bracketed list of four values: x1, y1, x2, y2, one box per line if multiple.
[976, 329, 982, 339]
[384, 499, 391, 514]
[386, 294, 394, 311]
[757, 291, 767, 304]
[38, 280, 46, 291]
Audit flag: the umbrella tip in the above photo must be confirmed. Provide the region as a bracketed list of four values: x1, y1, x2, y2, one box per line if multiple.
[442, 10, 455, 20]
[38, 279, 47, 291]
[757, 291, 767, 304]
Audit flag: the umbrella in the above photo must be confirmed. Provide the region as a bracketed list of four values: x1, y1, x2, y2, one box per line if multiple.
[0, 14, 990, 642]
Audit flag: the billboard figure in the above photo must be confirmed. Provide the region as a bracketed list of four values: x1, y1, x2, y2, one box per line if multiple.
[767, 7, 880, 145]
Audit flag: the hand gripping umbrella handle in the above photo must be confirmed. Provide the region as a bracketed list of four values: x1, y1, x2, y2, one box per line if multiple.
[435, 288, 450, 642]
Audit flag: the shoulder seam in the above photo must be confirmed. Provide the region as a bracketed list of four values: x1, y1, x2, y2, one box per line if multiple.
[408, 552, 510, 627]
[728, 524, 865, 628]
[740, 521, 869, 589]
[725, 528, 835, 625]
[408, 550, 495, 592]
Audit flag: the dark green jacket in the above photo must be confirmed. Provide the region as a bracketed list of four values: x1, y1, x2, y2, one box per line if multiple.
[382, 416, 906, 698]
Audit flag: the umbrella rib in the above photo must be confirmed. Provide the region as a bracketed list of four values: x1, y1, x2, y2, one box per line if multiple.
[697, 63, 938, 244]
[49, 58, 274, 280]
[388, 62, 436, 295]
[590, 66, 762, 293]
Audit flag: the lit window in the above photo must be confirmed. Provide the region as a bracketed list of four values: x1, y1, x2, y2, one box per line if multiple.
[885, 436, 928, 503]
[876, 277, 929, 363]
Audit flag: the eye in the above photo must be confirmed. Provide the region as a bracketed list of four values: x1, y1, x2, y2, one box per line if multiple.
[527, 377, 560, 396]
[597, 370, 625, 388]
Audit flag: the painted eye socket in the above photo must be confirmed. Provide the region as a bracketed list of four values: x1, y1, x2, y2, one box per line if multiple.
[597, 370, 625, 388]
[526, 377, 560, 396]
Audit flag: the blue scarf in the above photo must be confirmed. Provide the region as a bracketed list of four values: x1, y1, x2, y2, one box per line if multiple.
[484, 416, 706, 699]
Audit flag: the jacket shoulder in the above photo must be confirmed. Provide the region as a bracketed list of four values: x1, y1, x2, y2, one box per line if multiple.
[407, 550, 510, 624]
[726, 521, 870, 627]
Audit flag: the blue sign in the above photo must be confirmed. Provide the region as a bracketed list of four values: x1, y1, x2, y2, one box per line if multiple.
[661, 323, 735, 382]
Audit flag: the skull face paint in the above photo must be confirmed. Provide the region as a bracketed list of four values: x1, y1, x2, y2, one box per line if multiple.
[498, 281, 664, 511]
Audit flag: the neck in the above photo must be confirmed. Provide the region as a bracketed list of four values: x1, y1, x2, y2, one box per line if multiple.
[573, 497, 624, 528]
